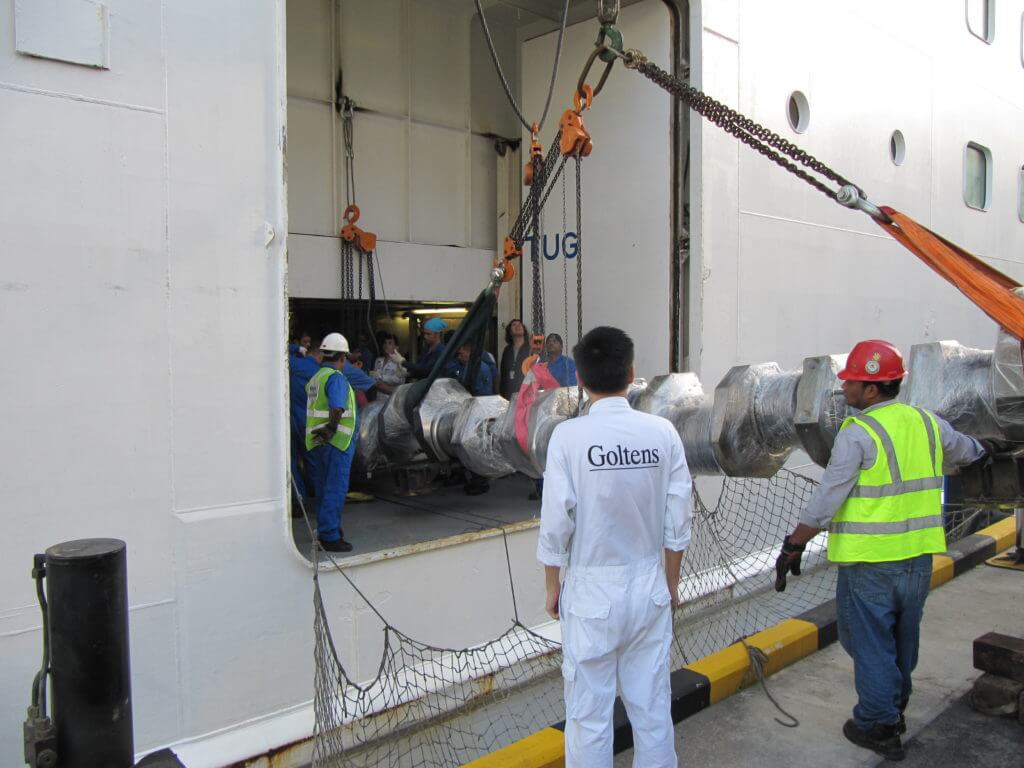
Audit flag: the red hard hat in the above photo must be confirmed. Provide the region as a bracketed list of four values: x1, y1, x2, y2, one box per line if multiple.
[837, 339, 907, 382]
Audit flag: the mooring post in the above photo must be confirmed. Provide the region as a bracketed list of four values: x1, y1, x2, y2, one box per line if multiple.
[46, 538, 134, 767]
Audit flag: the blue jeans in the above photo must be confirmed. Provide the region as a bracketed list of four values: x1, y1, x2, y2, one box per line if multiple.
[837, 554, 932, 729]
[310, 443, 354, 542]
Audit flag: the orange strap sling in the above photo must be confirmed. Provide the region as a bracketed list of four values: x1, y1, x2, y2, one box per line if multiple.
[876, 206, 1024, 342]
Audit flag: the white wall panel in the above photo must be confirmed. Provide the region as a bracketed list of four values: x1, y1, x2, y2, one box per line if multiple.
[174, 509, 310, 734]
[692, 29, 739, 385]
[340, 0, 408, 115]
[0, 88, 177, 758]
[470, 16, 519, 137]
[286, 0, 333, 101]
[287, 98, 335, 236]
[375, 241, 492, 302]
[347, 110, 409, 242]
[735, 216, 999, 369]
[522, 0, 672, 378]
[692, 0, 1024, 388]
[0, 0, 162, 109]
[129, 602, 182, 748]
[289, 232, 341, 298]
[164, 0, 284, 512]
[0, 90, 173, 604]
[470, 134, 497, 249]
[410, 1, 469, 129]
[410, 122, 468, 246]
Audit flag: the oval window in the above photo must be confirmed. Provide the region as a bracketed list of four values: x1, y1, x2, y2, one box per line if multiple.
[890, 130, 906, 166]
[787, 91, 809, 134]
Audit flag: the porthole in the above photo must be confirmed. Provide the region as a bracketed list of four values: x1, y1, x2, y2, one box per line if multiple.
[1018, 165, 1024, 222]
[890, 130, 906, 166]
[964, 142, 992, 211]
[787, 91, 809, 134]
[966, 0, 995, 44]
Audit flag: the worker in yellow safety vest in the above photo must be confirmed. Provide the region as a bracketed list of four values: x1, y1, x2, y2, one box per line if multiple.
[775, 339, 999, 762]
[306, 332, 358, 553]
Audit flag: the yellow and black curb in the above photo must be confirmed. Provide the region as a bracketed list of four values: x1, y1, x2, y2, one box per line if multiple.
[464, 516, 1017, 768]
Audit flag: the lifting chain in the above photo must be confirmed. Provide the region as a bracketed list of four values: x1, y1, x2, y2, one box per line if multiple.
[619, 50, 863, 202]
[562, 165, 569, 343]
[575, 155, 584, 347]
[530, 153, 545, 348]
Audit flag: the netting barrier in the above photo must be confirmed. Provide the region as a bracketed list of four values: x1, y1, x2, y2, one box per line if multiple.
[310, 470, 993, 767]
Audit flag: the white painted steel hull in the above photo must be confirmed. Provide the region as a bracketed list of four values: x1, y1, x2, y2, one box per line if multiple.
[2, 1, 1023, 765]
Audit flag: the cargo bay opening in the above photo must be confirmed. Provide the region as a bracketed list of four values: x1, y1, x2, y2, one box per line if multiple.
[284, 0, 680, 562]
[284, 0, 537, 563]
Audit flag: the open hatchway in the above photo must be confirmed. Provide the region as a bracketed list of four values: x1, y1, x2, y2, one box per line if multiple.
[283, 0, 685, 562]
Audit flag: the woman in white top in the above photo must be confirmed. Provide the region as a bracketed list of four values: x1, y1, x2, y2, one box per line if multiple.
[369, 334, 407, 395]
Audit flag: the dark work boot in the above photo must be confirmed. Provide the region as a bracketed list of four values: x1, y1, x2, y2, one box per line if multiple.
[319, 537, 353, 553]
[842, 719, 905, 761]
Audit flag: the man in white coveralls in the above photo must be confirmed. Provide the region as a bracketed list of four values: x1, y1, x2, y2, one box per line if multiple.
[537, 325, 692, 767]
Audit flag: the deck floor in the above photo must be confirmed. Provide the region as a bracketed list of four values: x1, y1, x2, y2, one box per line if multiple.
[613, 562, 1024, 767]
[290, 473, 540, 561]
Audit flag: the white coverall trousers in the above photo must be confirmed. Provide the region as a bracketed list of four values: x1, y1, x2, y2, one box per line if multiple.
[560, 555, 676, 768]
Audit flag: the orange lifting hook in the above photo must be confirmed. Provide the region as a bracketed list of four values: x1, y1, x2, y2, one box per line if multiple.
[340, 204, 377, 253]
[559, 85, 593, 157]
[523, 122, 544, 187]
[496, 235, 522, 283]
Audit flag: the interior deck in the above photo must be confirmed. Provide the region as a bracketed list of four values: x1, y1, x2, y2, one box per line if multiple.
[291, 473, 541, 563]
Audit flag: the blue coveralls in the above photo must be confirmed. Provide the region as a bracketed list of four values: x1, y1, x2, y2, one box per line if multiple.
[309, 366, 356, 543]
[289, 347, 321, 496]
[448, 358, 494, 396]
[342, 360, 376, 393]
[548, 354, 578, 387]
[405, 343, 447, 379]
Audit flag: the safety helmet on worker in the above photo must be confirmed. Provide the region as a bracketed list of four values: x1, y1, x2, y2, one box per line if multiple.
[320, 332, 350, 354]
[423, 318, 448, 333]
[837, 339, 906, 382]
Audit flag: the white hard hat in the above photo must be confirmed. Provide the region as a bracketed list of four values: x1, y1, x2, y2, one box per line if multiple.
[320, 332, 350, 353]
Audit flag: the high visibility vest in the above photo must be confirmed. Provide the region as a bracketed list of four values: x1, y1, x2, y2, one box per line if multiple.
[305, 367, 357, 452]
[828, 402, 946, 563]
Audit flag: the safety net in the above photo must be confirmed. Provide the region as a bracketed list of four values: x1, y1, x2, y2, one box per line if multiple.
[309, 469, 998, 767]
[311, 471, 800, 766]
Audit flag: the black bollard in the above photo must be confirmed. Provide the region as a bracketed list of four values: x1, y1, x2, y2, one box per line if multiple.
[46, 539, 133, 768]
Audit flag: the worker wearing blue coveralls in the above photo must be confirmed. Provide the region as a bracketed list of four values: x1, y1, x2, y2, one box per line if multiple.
[448, 342, 494, 396]
[545, 333, 577, 386]
[342, 359, 377, 400]
[289, 341, 320, 497]
[306, 333, 358, 553]
[403, 317, 447, 379]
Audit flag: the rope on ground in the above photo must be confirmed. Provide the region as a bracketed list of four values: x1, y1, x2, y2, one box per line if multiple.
[501, 527, 521, 625]
[740, 639, 800, 728]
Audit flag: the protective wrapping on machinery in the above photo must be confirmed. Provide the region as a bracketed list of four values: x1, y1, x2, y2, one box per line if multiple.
[351, 329, 1021, 479]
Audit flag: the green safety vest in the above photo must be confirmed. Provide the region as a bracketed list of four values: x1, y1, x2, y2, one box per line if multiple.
[828, 402, 946, 563]
[305, 367, 357, 452]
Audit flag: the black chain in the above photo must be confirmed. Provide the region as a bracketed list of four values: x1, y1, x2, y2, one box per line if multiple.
[530, 154, 545, 339]
[575, 155, 583, 346]
[510, 132, 564, 247]
[357, 251, 364, 301]
[561, 167, 569, 341]
[341, 240, 354, 300]
[626, 52, 861, 201]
